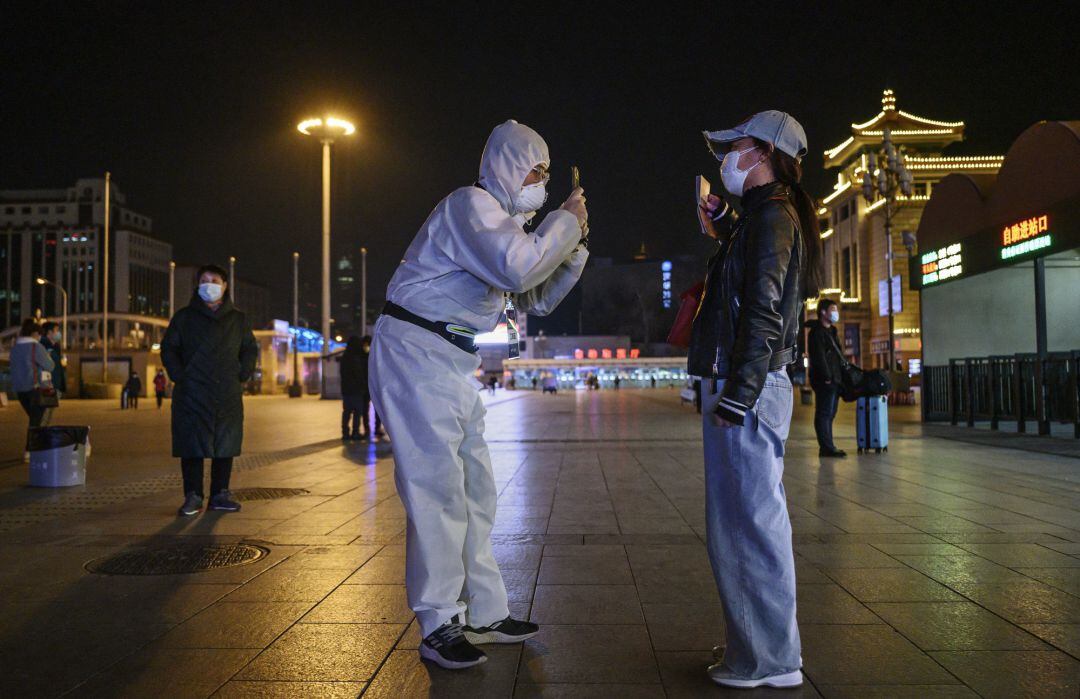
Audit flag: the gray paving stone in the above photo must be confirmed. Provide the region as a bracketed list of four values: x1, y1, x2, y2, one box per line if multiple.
[1021, 624, 1080, 658]
[642, 601, 725, 651]
[364, 647, 518, 698]
[952, 581, 1080, 624]
[1015, 567, 1080, 596]
[518, 624, 660, 684]
[213, 680, 365, 698]
[537, 554, 633, 584]
[225, 567, 355, 602]
[870, 602, 1051, 650]
[826, 567, 964, 602]
[237, 623, 402, 681]
[76, 647, 259, 697]
[302, 584, 412, 623]
[796, 584, 881, 623]
[159, 601, 313, 648]
[530, 584, 644, 624]
[513, 683, 665, 698]
[799, 624, 959, 685]
[930, 650, 1080, 699]
[817, 686, 978, 698]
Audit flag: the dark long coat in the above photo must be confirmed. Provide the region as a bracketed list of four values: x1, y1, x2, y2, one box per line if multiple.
[161, 295, 258, 458]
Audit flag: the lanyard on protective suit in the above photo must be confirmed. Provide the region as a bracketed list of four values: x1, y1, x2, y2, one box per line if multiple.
[504, 294, 520, 360]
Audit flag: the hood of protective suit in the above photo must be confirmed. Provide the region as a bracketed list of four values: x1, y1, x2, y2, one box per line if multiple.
[478, 120, 549, 216]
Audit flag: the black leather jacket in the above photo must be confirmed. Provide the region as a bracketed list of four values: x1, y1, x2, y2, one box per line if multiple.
[687, 181, 805, 425]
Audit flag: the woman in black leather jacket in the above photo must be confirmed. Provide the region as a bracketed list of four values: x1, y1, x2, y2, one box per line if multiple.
[690, 111, 823, 690]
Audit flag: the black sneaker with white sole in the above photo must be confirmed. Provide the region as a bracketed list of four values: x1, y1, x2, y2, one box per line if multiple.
[177, 492, 203, 516]
[419, 618, 487, 670]
[464, 616, 539, 644]
[208, 491, 241, 512]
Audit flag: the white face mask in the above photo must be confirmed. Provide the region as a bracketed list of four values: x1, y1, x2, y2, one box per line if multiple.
[720, 146, 762, 197]
[828, 310, 840, 323]
[512, 182, 548, 215]
[199, 283, 224, 303]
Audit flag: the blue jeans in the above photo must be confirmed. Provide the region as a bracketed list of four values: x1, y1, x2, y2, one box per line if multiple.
[702, 370, 800, 679]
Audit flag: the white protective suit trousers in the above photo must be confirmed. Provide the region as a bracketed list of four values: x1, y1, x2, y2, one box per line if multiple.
[368, 315, 509, 637]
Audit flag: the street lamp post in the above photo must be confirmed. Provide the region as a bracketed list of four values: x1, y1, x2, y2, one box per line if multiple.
[102, 171, 111, 383]
[169, 261, 175, 318]
[289, 251, 302, 398]
[297, 116, 355, 352]
[861, 126, 913, 372]
[229, 256, 237, 304]
[360, 246, 367, 336]
[36, 278, 68, 350]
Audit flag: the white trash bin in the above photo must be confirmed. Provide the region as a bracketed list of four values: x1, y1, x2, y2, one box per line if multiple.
[28, 426, 90, 487]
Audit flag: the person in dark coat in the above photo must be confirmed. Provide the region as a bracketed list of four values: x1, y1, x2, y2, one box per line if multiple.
[339, 336, 367, 440]
[40, 322, 66, 394]
[807, 299, 847, 458]
[153, 369, 168, 408]
[339, 335, 382, 440]
[162, 264, 258, 516]
[125, 371, 142, 409]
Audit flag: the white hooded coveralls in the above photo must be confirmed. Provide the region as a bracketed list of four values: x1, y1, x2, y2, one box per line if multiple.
[369, 120, 588, 636]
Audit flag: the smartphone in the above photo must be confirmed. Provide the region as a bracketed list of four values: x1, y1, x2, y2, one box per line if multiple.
[571, 165, 580, 190]
[696, 175, 711, 207]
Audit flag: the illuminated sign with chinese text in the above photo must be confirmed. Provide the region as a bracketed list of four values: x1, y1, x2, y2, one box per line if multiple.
[1001, 214, 1050, 259]
[661, 260, 673, 308]
[920, 243, 962, 286]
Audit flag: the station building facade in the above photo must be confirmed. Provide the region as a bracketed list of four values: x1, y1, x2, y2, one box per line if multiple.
[913, 120, 1080, 432]
[816, 90, 1004, 374]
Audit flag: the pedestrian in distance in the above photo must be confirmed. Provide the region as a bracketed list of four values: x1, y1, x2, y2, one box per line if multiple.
[369, 120, 589, 669]
[613, 375, 621, 390]
[162, 264, 258, 517]
[125, 371, 142, 409]
[153, 369, 168, 409]
[487, 375, 497, 395]
[808, 299, 847, 457]
[690, 110, 824, 689]
[358, 335, 385, 439]
[339, 336, 371, 440]
[39, 321, 65, 425]
[10, 318, 55, 459]
[39, 322, 65, 395]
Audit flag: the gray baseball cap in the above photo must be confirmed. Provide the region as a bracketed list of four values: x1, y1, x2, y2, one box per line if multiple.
[703, 110, 807, 162]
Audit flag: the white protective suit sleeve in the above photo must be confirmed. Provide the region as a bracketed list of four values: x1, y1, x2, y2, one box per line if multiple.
[434, 189, 583, 294]
[513, 246, 589, 316]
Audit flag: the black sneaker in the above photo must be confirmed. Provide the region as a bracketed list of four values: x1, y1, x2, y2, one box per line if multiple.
[464, 616, 539, 645]
[177, 492, 203, 517]
[208, 491, 241, 512]
[819, 448, 847, 458]
[419, 618, 487, 670]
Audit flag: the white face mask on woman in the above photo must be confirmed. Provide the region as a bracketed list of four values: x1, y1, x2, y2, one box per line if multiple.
[720, 146, 762, 197]
[512, 182, 548, 216]
[829, 310, 840, 323]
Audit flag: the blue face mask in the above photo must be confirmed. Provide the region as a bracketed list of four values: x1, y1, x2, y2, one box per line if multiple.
[199, 283, 224, 303]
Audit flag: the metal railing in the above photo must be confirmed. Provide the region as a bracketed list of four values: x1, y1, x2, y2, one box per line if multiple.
[923, 351, 1080, 438]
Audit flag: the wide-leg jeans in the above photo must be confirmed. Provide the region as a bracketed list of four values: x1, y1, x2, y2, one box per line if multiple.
[702, 370, 801, 679]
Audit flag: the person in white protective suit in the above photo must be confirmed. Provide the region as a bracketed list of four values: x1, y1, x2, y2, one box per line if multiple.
[369, 120, 589, 669]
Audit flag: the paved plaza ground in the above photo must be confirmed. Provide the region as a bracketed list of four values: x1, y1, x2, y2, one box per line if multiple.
[1, 388, 1079, 697]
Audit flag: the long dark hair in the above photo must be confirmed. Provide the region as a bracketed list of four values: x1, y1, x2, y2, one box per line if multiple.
[752, 139, 825, 300]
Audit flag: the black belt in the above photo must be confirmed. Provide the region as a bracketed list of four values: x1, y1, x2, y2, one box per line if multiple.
[712, 345, 798, 377]
[382, 302, 479, 354]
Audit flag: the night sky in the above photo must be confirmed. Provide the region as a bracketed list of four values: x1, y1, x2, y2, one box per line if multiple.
[3, 2, 1078, 320]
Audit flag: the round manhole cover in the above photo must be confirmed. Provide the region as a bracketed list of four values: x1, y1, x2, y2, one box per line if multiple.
[87, 543, 268, 575]
[231, 487, 309, 501]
